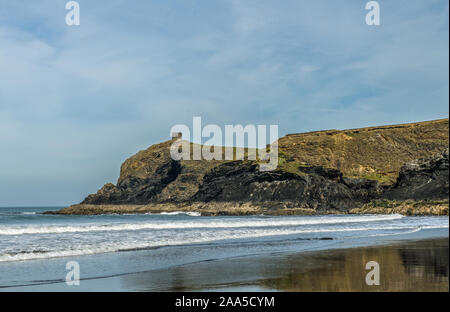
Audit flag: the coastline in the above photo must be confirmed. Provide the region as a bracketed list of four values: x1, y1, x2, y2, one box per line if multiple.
[51, 121, 449, 218]
[47, 199, 449, 216]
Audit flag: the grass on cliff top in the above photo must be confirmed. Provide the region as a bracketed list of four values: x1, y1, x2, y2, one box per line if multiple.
[278, 118, 449, 184]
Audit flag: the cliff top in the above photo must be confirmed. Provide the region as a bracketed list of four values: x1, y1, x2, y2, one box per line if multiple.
[278, 118, 448, 183]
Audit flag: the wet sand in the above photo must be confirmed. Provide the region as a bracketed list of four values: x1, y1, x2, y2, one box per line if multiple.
[4, 237, 448, 292]
[115, 238, 448, 292]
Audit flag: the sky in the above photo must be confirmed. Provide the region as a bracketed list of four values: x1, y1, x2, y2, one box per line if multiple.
[0, 0, 448, 206]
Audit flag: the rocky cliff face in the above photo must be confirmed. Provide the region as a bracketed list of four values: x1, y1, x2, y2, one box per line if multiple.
[384, 149, 449, 201]
[82, 158, 181, 204]
[80, 119, 449, 213]
[191, 162, 382, 212]
[81, 140, 221, 205]
[190, 148, 449, 211]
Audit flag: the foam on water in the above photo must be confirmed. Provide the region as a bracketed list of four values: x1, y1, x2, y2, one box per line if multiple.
[0, 224, 440, 262]
[159, 211, 201, 216]
[0, 207, 448, 263]
[0, 214, 404, 235]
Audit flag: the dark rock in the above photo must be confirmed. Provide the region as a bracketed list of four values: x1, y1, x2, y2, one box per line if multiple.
[190, 150, 448, 211]
[82, 159, 181, 204]
[191, 162, 381, 211]
[384, 149, 449, 200]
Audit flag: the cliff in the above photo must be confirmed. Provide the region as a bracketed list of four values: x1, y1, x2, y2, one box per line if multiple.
[52, 118, 449, 215]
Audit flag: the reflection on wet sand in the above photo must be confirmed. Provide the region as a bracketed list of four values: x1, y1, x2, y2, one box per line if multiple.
[261, 239, 448, 291]
[120, 238, 448, 292]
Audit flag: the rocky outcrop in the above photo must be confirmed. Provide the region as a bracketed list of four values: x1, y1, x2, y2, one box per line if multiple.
[82, 158, 181, 204]
[75, 148, 448, 214]
[53, 119, 449, 215]
[191, 148, 449, 211]
[384, 149, 449, 200]
[191, 162, 382, 212]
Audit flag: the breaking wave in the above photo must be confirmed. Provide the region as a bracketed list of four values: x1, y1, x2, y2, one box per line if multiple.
[0, 214, 403, 235]
[0, 223, 437, 262]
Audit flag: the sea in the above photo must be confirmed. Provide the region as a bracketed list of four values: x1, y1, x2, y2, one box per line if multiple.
[0, 206, 448, 291]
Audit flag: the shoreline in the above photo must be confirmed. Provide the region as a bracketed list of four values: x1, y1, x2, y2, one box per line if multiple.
[46, 199, 449, 216]
[3, 236, 448, 292]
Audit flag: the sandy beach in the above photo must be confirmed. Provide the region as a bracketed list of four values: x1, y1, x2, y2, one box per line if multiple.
[113, 238, 450, 292]
[4, 236, 447, 292]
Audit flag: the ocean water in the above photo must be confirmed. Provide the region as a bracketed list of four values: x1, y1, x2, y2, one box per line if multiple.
[0, 206, 448, 290]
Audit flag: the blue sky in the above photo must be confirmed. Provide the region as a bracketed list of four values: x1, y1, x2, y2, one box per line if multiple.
[0, 0, 448, 206]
